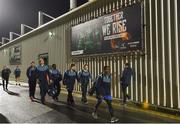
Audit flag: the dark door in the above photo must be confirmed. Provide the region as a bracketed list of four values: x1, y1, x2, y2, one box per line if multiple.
[38, 53, 49, 65]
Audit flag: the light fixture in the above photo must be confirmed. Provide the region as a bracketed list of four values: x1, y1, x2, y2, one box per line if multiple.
[48, 31, 55, 38]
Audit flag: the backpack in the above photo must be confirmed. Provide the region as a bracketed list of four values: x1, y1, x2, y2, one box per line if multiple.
[48, 84, 57, 97]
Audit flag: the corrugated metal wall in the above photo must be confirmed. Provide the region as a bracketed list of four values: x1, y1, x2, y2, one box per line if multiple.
[0, 24, 68, 82]
[0, 0, 179, 109]
[69, 0, 180, 109]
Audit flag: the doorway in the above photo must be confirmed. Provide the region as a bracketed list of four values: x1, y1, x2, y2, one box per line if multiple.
[38, 53, 49, 66]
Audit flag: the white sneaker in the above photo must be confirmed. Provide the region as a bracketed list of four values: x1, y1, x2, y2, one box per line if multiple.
[92, 112, 98, 119]
[111, 117, 119, 123]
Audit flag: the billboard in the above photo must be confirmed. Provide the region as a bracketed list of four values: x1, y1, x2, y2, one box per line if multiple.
[9, 44, 22, 65]
[71, 3, 143, 56]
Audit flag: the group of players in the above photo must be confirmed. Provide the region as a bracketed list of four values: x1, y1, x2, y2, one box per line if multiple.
[1, 57, 133, 123]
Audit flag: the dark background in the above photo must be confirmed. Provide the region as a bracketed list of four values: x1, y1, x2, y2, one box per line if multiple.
[0, 0, 88, 40]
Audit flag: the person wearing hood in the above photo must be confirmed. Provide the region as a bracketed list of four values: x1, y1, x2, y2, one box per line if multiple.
[120, 63, 133, 105]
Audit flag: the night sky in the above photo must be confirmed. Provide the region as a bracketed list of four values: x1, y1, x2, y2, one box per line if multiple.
[0, 0, 88, 40]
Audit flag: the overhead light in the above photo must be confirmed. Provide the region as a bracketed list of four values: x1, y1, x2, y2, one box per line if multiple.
[48, 31, 55, 38]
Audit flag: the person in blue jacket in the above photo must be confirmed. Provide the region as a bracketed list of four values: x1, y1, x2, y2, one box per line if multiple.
[120, 63, 133, 105]
[63, 64, 78, 106]
[36, 58, 50, 104]
[26, 61, 38, 102]
[14, 65, 21, 86]
[78, 64, 92, 104]
[49, 64, 62, 101]
[92, 66, 119, 123]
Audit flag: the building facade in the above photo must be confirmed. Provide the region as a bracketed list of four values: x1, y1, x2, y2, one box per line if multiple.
[0, 0, 180, 109]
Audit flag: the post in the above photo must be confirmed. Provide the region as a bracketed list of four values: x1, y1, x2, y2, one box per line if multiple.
[21, 24, 25, 35]
[38, 11, 43, 27]
[70, 0, 77, 10]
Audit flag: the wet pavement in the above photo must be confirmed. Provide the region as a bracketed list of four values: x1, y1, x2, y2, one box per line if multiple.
[0, 82, 180, 123]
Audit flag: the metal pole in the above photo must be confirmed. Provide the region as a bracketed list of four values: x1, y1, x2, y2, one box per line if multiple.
[21, 24, 25, 35]
[10, 32, 13, 41]
[38, 11, 55, 26]
[38, 11, 43, 27]
[143, 0, 148, 103]
[42, 12, 55, 20]
[167, 0, 173, 108]
[21, 24, 35, 35]
[9, 32, 21, 41]
[161, 0, 166, 107]
[149, 0, 154, 104]
[70, 0, 77, 10]
[155, 0, 160, 106]
[2, 37, 10, 44]
[174, 0, 180, 109]
[23, 24, 34, 30]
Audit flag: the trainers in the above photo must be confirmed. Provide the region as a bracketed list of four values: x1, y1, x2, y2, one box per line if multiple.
[110, 117, 119, 123]
[92, 112, 98, 119]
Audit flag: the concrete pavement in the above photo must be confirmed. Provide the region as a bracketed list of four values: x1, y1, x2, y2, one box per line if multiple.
[0, 80, 180, 123]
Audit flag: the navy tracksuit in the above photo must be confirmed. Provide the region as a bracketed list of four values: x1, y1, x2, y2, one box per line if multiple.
[36, 65, 49, 103]
[94, 73, 114, 117]
[78, 70, 91, 103]
[63, 70, 78, 105]
[1, 68, 11, 90]
[50, 69, 62, 99]
[121, 67, 133, 103]
[26, 66, 37, 98]
[14, 68, 21, 78]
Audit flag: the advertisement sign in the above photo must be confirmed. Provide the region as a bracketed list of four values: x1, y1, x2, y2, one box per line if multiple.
[71, 3, 143, 55]
[9, 44, 22, 65]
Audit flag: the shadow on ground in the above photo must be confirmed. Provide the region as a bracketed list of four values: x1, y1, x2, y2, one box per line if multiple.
[44, 101, 107, 123]
[0, 113, 10, 123]
[6, 90, 20, 96]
